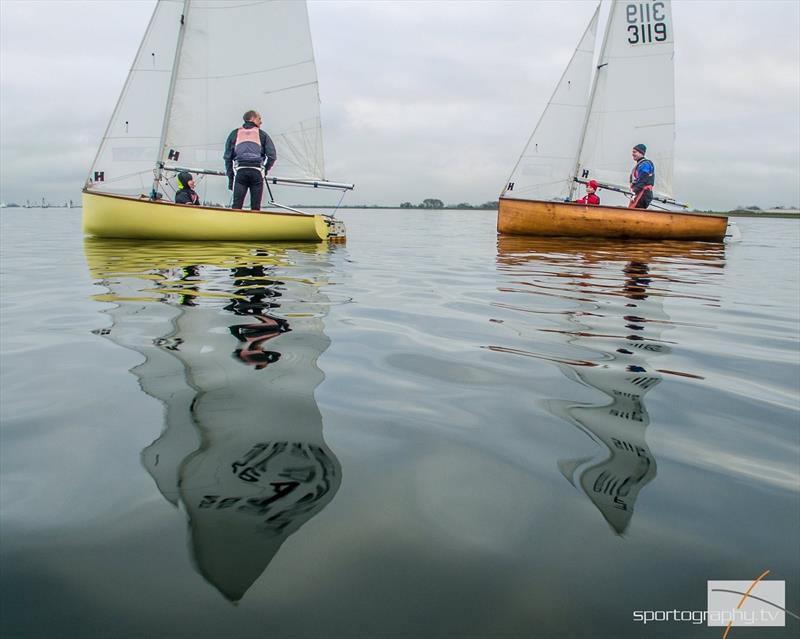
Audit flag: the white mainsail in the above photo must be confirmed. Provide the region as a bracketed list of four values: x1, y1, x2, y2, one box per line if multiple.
[87, 0, 329, 205]
[503, 0, 676, 206]
[578, 0, 675, 201]
[502, 6, 600, 202]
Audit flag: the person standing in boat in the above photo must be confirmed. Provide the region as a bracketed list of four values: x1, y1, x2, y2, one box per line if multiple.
[175, 172, 200, 206]
[576, 180, 600, 205]
[224, 110, 277, 211]
[629, 144, 654, 209]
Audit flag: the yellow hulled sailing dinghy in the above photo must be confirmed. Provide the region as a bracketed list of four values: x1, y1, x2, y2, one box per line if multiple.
[497, 0, 729, 241]
[83, 0, 352, 242]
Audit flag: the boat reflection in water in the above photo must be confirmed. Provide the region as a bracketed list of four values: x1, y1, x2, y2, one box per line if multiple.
[84, 239, 342, 601]
[495, 237, 724, 534]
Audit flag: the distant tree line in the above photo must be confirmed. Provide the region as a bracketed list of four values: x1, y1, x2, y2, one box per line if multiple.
[400, 199, 498, 210]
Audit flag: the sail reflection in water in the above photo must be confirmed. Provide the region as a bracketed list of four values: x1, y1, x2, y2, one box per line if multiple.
[494, 237, 724, 534]
[84, 239, 342, 601]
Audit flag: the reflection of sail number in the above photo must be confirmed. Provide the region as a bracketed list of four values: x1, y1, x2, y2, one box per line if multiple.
[626, 2, 668, 44]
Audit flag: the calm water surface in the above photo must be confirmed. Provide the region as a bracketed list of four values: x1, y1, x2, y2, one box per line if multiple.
[1, 208, 798, 639]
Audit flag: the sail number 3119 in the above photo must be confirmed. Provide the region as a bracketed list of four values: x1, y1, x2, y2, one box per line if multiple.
[626, 2, 668, 44]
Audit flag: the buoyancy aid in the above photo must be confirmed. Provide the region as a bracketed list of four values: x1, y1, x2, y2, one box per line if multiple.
[630, 158, 655, 191]
[233, 126, 263, 165]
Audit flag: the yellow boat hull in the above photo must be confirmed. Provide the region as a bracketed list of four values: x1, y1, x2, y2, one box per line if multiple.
[498, 197, 727, 241]
[82, 191, 334, 241]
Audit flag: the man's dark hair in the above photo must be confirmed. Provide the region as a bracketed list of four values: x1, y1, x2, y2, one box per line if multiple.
[243, 110, 259, 122]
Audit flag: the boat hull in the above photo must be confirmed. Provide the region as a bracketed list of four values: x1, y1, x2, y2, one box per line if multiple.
[498, 198, 727, 241]
[82, 191, 333, 241]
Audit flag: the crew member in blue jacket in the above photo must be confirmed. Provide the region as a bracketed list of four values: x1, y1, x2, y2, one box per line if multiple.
[223, 110, 277, 210]
[629, 143, 655, 209]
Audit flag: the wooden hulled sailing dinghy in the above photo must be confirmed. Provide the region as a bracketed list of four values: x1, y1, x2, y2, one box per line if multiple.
[499, 198, 726, 240]
[498, 0, 728, 241]
[83, 0, 352, 241]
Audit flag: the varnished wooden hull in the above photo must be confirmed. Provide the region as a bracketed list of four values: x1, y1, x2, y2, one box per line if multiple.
[498, 197, 727, 241]
[82, 191, 338, 241]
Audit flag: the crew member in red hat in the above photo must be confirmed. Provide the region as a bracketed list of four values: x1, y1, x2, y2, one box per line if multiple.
[576, 179, 600, 205]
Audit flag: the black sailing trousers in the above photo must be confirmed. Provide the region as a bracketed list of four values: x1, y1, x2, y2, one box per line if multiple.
[232, 168, 264, 210]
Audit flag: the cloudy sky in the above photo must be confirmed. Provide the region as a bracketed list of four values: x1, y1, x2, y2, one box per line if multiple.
[1, 0, 798, 210]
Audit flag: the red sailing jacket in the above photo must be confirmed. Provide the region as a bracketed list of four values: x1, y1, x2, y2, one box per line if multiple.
[576, 193, 600, 205]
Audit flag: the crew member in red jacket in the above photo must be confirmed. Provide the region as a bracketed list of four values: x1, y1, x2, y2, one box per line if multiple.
[576, 180, 600, 205]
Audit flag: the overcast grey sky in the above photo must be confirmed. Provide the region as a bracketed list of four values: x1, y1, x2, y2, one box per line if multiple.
[1, 0, 798, 210]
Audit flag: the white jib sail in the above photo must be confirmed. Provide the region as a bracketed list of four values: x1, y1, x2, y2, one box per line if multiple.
[577, 0, 675, 203]
[86, 0, 183, 196]
[501, 5, 600, 202]
[161, 0, 325, 205]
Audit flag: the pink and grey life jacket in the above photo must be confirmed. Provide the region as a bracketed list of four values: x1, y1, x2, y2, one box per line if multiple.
[233, 126, 263, 166]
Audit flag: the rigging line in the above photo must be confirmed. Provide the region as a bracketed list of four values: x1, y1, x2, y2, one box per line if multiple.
[187, 58, 314, 80]
[331, 188, 348, 217]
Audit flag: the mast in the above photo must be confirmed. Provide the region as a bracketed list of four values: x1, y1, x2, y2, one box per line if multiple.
[568, 0, 617, 200]
[152, 0, 190, 199]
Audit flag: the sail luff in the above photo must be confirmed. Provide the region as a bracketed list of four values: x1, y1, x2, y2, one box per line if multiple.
[154, 0, 190, 195]
[568, 0, 617, 200]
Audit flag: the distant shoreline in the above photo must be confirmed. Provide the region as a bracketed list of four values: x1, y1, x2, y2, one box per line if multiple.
[2, 206, 798, 219]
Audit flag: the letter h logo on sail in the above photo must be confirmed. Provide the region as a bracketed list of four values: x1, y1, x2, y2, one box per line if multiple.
[94, 171, 104, 182]
[168, 149, 180, 161]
